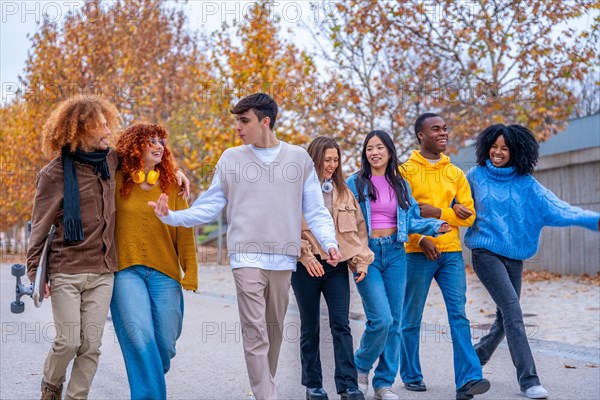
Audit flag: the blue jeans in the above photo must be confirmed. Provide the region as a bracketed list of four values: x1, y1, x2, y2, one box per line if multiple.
[110, 265, 184, 400]
[400, 252, 482, 389]
[354, 236, 407, 389]
[471, 249, 540, 391]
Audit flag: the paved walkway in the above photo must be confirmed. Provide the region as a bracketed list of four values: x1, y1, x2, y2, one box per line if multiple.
[1, 263, 599, 399]
[198, 264, 600, 349]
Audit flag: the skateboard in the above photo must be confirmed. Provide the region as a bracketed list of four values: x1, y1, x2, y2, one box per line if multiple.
[10, 225, 56, 313]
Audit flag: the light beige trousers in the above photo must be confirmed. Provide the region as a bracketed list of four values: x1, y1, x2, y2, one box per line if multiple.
[232, 268, 292, 400]
[43, 273, 114, 400]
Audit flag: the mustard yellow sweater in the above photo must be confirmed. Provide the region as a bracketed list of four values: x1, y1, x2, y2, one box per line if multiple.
[401, 150, 476, 253]
[115, 171, 198, 290]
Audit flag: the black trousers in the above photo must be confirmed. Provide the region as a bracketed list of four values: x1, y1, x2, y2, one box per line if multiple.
[472, 248, 541, 390]
[291, 258, 358, 393]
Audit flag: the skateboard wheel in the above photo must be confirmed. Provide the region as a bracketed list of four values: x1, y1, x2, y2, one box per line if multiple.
[11, 301, 25, 314]
[11, 264, 26, 277]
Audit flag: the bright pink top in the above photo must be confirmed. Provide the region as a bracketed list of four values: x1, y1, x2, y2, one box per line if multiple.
[369, 175, 398, 229]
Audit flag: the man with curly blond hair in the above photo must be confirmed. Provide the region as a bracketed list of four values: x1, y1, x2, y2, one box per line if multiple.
[27, 95, 121, 400]
[28, 96, 190, 400]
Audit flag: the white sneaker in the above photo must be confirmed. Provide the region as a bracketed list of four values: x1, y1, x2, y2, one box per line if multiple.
[374, 387, 399, 400]
[522, 385, 548, 399]
[357, 372, 369, 394]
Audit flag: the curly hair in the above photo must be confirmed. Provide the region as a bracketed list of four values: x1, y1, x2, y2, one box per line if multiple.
[42, 95, 121, 155]
[475, 124, 539, 175]
[116, 123, 179, 198]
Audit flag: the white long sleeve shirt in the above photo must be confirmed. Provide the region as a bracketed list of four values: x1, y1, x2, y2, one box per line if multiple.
[160, 143, 338, 270]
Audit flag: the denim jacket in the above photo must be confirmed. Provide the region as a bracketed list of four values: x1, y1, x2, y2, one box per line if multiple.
[346, 173, 444, 243]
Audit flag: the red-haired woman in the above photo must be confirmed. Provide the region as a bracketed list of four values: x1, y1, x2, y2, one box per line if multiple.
[110, 123, 198, 400]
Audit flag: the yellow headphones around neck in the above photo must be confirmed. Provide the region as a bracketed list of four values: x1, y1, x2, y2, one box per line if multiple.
[131, 169, 160, 185]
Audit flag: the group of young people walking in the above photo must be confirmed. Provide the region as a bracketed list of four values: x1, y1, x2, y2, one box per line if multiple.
[27, 93, 599, 400]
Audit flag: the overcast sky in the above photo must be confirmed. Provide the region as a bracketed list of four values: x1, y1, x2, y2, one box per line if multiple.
[1, 1, 598, 104]
[0, 0, 326, 102]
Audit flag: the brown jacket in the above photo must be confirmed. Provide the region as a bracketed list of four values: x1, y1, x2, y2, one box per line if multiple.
[299, 184, 374, 274]
[26, 150, 119, 281]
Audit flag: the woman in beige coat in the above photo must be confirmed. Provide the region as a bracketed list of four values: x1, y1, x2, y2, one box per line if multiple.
[292, 136, 374, 400]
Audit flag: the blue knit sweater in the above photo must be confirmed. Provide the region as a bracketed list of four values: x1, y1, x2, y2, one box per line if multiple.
[464, 160, 599, 260]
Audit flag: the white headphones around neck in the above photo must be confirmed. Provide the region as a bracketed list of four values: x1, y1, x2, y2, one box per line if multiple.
[321, 179, 333, 193]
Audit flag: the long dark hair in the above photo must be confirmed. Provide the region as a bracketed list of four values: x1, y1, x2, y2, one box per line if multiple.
[306, 136, 348, 200]
[475, 124, 539, 175]
[356, 130, 410, 210]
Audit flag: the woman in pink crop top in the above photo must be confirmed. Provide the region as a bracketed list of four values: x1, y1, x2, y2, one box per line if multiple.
[369, 175, 399, 230]
[292, 136, 373, 400]
[347, 130, 449, 399]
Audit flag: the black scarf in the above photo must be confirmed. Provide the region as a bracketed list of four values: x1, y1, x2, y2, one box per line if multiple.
[61, 146, 110, 242]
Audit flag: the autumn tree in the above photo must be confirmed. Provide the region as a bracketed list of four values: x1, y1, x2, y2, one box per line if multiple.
[0, 101, 40, 250]
[304, 4, 426, 165]
[313, 0, 599, 149]
[20, 0, 202, 124]
[1, 0, 205, 233]
[571, 70, 600, 118]
[189, 0, 332, 186]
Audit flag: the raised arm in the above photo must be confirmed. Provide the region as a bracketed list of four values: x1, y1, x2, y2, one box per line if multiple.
[535, 180, 600, 231]
[149, 173, 227, 228]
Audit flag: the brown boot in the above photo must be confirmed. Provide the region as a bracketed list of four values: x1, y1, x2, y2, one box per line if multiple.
[41, 380, 63, 400]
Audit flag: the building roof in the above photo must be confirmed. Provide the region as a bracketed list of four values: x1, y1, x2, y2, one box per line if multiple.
[450, 113, 600, 171]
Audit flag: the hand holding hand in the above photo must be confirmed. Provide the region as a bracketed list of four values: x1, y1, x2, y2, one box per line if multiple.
[326, 247, 341, 267]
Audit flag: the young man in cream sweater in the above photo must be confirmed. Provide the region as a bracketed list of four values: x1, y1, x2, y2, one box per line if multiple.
[149, 93, 340, 400]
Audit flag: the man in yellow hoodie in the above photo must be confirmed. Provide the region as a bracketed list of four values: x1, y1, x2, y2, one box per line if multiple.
[399, 113, 490, 400]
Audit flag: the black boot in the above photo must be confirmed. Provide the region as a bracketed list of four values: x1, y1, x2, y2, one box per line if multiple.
[306, 387, 329, 400]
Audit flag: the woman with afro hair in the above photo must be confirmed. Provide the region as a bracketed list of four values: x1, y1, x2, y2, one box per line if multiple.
[463, 124, 600, 399]
[110, 123, 197, 400]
